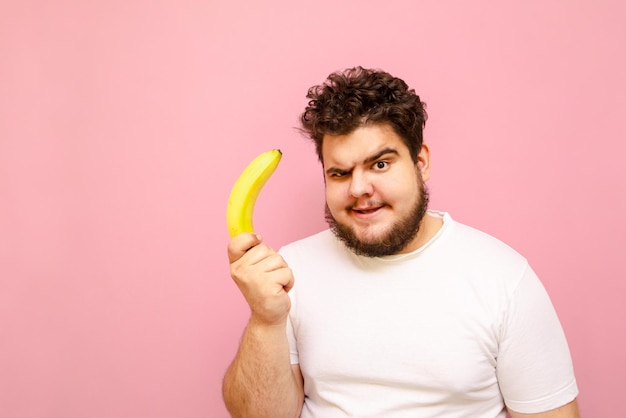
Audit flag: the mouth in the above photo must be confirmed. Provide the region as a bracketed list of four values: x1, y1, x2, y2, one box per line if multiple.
[353, 207, 380, 214]
[350, 204, 385, 218]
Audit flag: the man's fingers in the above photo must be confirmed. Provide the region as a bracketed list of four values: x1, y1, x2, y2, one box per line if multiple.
[256, 256, 295, 291]
[254, 252, 287, 272]
[230, 245, 295, 292]
[276, 267, 295, 293]
[227, 232, 263, 263]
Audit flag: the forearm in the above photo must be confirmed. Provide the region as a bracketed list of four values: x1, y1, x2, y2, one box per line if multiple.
[223, 318, 301, 418]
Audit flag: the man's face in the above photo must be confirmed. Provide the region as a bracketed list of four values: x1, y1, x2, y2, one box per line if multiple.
[322, 123, 431, 257]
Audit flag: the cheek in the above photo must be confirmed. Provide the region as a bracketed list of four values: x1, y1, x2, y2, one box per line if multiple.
[386, 177, 420, 205]
[325, 184, 346, 210]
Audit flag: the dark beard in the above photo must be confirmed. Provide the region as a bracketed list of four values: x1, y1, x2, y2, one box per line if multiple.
[325, 183, 430, 257]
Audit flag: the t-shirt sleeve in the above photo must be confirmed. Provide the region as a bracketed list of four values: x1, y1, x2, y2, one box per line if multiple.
[286, 311, 299, 365]
[496, 264, 578, 414]
[279, 245, 300, 365]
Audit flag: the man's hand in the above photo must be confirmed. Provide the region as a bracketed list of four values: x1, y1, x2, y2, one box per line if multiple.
[228, 233, 294, 326]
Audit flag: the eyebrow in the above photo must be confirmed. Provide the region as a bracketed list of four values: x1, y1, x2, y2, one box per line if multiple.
[363, 147, 398, 165]
[325, 147, 399, 175]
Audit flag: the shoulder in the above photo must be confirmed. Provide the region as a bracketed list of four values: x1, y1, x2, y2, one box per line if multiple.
[429, 213, 531, 292]
[443, 214, 527, 265]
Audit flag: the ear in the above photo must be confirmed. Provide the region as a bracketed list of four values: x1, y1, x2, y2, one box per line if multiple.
[416, 143, 431, 182]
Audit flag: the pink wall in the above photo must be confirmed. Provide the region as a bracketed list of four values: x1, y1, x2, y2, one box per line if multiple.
[1, 1, 624, 417]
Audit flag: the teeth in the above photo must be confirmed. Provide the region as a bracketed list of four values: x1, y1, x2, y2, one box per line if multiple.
[226, 149, 282, 237]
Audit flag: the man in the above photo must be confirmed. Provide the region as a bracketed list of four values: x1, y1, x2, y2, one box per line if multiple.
[223, 66, 579, 417]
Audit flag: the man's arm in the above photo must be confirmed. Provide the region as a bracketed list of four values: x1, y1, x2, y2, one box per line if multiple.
[222, 233, 304, 418]
[222, 320, 304, 418]
[509, 398, 580, 418]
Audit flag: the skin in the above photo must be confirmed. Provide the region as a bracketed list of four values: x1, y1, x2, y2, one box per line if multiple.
[223, 122, 579, 417]
[322, 123, 441, 254]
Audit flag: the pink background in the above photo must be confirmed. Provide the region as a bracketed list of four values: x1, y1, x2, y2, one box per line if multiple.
[1, 1, 624, 417]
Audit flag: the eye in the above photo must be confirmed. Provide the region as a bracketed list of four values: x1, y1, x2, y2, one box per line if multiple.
[328, 169, 350, 179]
[373, 161, 389, 170]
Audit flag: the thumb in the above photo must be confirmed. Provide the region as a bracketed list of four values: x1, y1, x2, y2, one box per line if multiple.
[227, 232, 263, 263]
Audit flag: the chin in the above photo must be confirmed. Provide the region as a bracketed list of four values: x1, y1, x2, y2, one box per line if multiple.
[353, 227, 390, 244]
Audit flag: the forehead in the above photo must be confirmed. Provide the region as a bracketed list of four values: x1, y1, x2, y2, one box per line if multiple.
[321, 124, 409, 167]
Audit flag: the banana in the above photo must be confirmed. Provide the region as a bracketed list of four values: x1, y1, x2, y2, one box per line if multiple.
[226, 149, 282, 237]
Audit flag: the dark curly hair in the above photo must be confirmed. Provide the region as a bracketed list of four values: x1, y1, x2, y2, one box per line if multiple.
[299, 66, 428, 163]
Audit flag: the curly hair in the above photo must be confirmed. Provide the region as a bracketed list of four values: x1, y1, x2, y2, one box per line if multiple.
[299, 66, 428, 163]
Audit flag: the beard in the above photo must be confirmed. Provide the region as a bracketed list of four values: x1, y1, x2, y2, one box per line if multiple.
[325, 182, 430, 258]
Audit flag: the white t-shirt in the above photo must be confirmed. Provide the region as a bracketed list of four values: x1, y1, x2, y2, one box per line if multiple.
[280, 211, 578, 417]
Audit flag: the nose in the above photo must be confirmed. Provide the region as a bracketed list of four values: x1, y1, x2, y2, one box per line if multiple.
[348, 170, 373, 198]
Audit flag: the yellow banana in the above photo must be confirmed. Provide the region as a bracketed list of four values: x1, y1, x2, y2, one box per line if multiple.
[226, 149, 282, 237]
